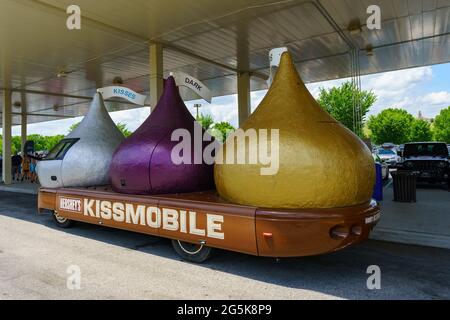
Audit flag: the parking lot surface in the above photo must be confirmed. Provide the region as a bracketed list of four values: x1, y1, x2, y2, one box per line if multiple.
[0, 191, 449, 300]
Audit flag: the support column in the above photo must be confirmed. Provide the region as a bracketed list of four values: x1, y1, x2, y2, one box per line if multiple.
[237, 72, 251, 127]
[149, 42, 164, 111]
[2, 88, 12, 185]
[21, 92, 27, 154]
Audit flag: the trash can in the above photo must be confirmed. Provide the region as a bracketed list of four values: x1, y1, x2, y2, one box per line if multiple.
[391, 171, 417, 202]
[372, 163, 383, 201]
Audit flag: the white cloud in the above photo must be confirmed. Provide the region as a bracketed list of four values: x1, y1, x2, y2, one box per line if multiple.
[110, 107, 150, 131]
[306, 78, 349, 99]
[186, 95, 239, 127]
[7, 107, 150, 137]
[421, 91, 450, 106]
[364, 67, 433, 99]
[10, 117, 81, 136]
[250, 90, 267, 112]
[363, 67, 438, 118]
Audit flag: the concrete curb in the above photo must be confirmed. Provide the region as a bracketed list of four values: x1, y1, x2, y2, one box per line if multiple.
[0, 185, 39, 195]
[371, 227, 450, 250]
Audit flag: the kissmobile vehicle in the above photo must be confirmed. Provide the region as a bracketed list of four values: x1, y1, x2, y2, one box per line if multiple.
[37, 50, 381, 263]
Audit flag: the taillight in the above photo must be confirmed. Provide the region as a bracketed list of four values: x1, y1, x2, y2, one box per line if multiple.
[351, 225, 362, 236]
[330, 225, 349, 240]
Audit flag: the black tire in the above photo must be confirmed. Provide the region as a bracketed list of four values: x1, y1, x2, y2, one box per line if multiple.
[52, 211, 74, 228]
[171, 240, 213, 263]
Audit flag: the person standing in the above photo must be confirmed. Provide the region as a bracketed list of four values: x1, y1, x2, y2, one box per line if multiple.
[30, 153, 40, 183]
[11, 153, 22, 181]
[21, 156, 30, 182]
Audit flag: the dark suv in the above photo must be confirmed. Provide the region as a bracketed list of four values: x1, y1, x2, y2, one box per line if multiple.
[397, 142, 450, 184]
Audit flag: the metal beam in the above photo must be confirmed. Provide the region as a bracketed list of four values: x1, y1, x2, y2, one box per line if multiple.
[9, 88, 149, 105]
[21, 92, 27, 154]
[237, 72, 251, 126]
[149, 43, 164, 111]
[10, 88, 93, 101]
[11, 112, 78, 119]
[0, 88, 150, 113]
[366, 32, 450, 51]
[2, 88, 12, 184]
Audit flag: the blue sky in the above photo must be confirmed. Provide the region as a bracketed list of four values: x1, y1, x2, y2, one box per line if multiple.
[7, 62, 450, 137]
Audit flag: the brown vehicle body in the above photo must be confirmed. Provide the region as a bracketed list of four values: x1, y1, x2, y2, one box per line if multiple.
[38, 187, 380, 257]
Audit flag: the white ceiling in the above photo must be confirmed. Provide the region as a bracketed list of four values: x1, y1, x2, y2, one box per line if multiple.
[1, 0, 449, 126]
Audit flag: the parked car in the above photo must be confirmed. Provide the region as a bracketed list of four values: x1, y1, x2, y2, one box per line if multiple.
[373, 154, 390, 180]
[398, 144, 405, 157]
[381, 142, 396, 150]
[397, 142, 450, 184]
[377, 148, 400, 167]
[372, 145, 379, 153]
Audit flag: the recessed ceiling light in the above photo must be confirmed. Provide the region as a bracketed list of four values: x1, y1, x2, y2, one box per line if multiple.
[57, 69, 68, 78]
[348, 19, 362, 36]
[113, 76, 124, 85]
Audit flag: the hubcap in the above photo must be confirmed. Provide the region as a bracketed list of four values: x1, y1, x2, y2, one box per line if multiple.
[54, 211, 68, 223]
[177, 240, 203, 255]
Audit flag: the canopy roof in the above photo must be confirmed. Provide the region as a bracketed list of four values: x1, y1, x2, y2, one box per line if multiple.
[1, 0, 449, 127]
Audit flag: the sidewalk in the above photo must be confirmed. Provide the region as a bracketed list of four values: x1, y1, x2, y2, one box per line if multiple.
[0, 181, 40, 195]
[371, 184, 450, 249]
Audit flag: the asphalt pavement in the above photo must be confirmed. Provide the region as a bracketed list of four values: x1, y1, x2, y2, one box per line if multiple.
[0, 191, 449, 300]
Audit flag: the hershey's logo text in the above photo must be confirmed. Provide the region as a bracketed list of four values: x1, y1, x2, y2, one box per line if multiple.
[60, 197, 82, 212]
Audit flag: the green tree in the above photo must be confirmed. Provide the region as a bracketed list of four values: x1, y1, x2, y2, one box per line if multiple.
[1, 135, 20, 154]
[410, 119, 433, 142]
[12, 136, 22, 154]
[0, 134, 65, 155]
[197, 113, 214, 130]
[27, 134, 50, 151]
[210, 122, 235, 142]
[317, 81, 377, 136]
[116, 123, 132, 137]
[68, 122, 80, 133]
[44, 135, 65, 150]
[69, 121, 132, 137]
[433, 106, 450, 143]
[367, 108, 415, 145]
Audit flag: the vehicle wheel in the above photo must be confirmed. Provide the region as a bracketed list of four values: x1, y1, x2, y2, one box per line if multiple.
[52, 210, 74, 228]
[171, 240, 213, 263]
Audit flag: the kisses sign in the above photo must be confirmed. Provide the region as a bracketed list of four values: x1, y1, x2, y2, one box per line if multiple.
[97, 86, 147, 106]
